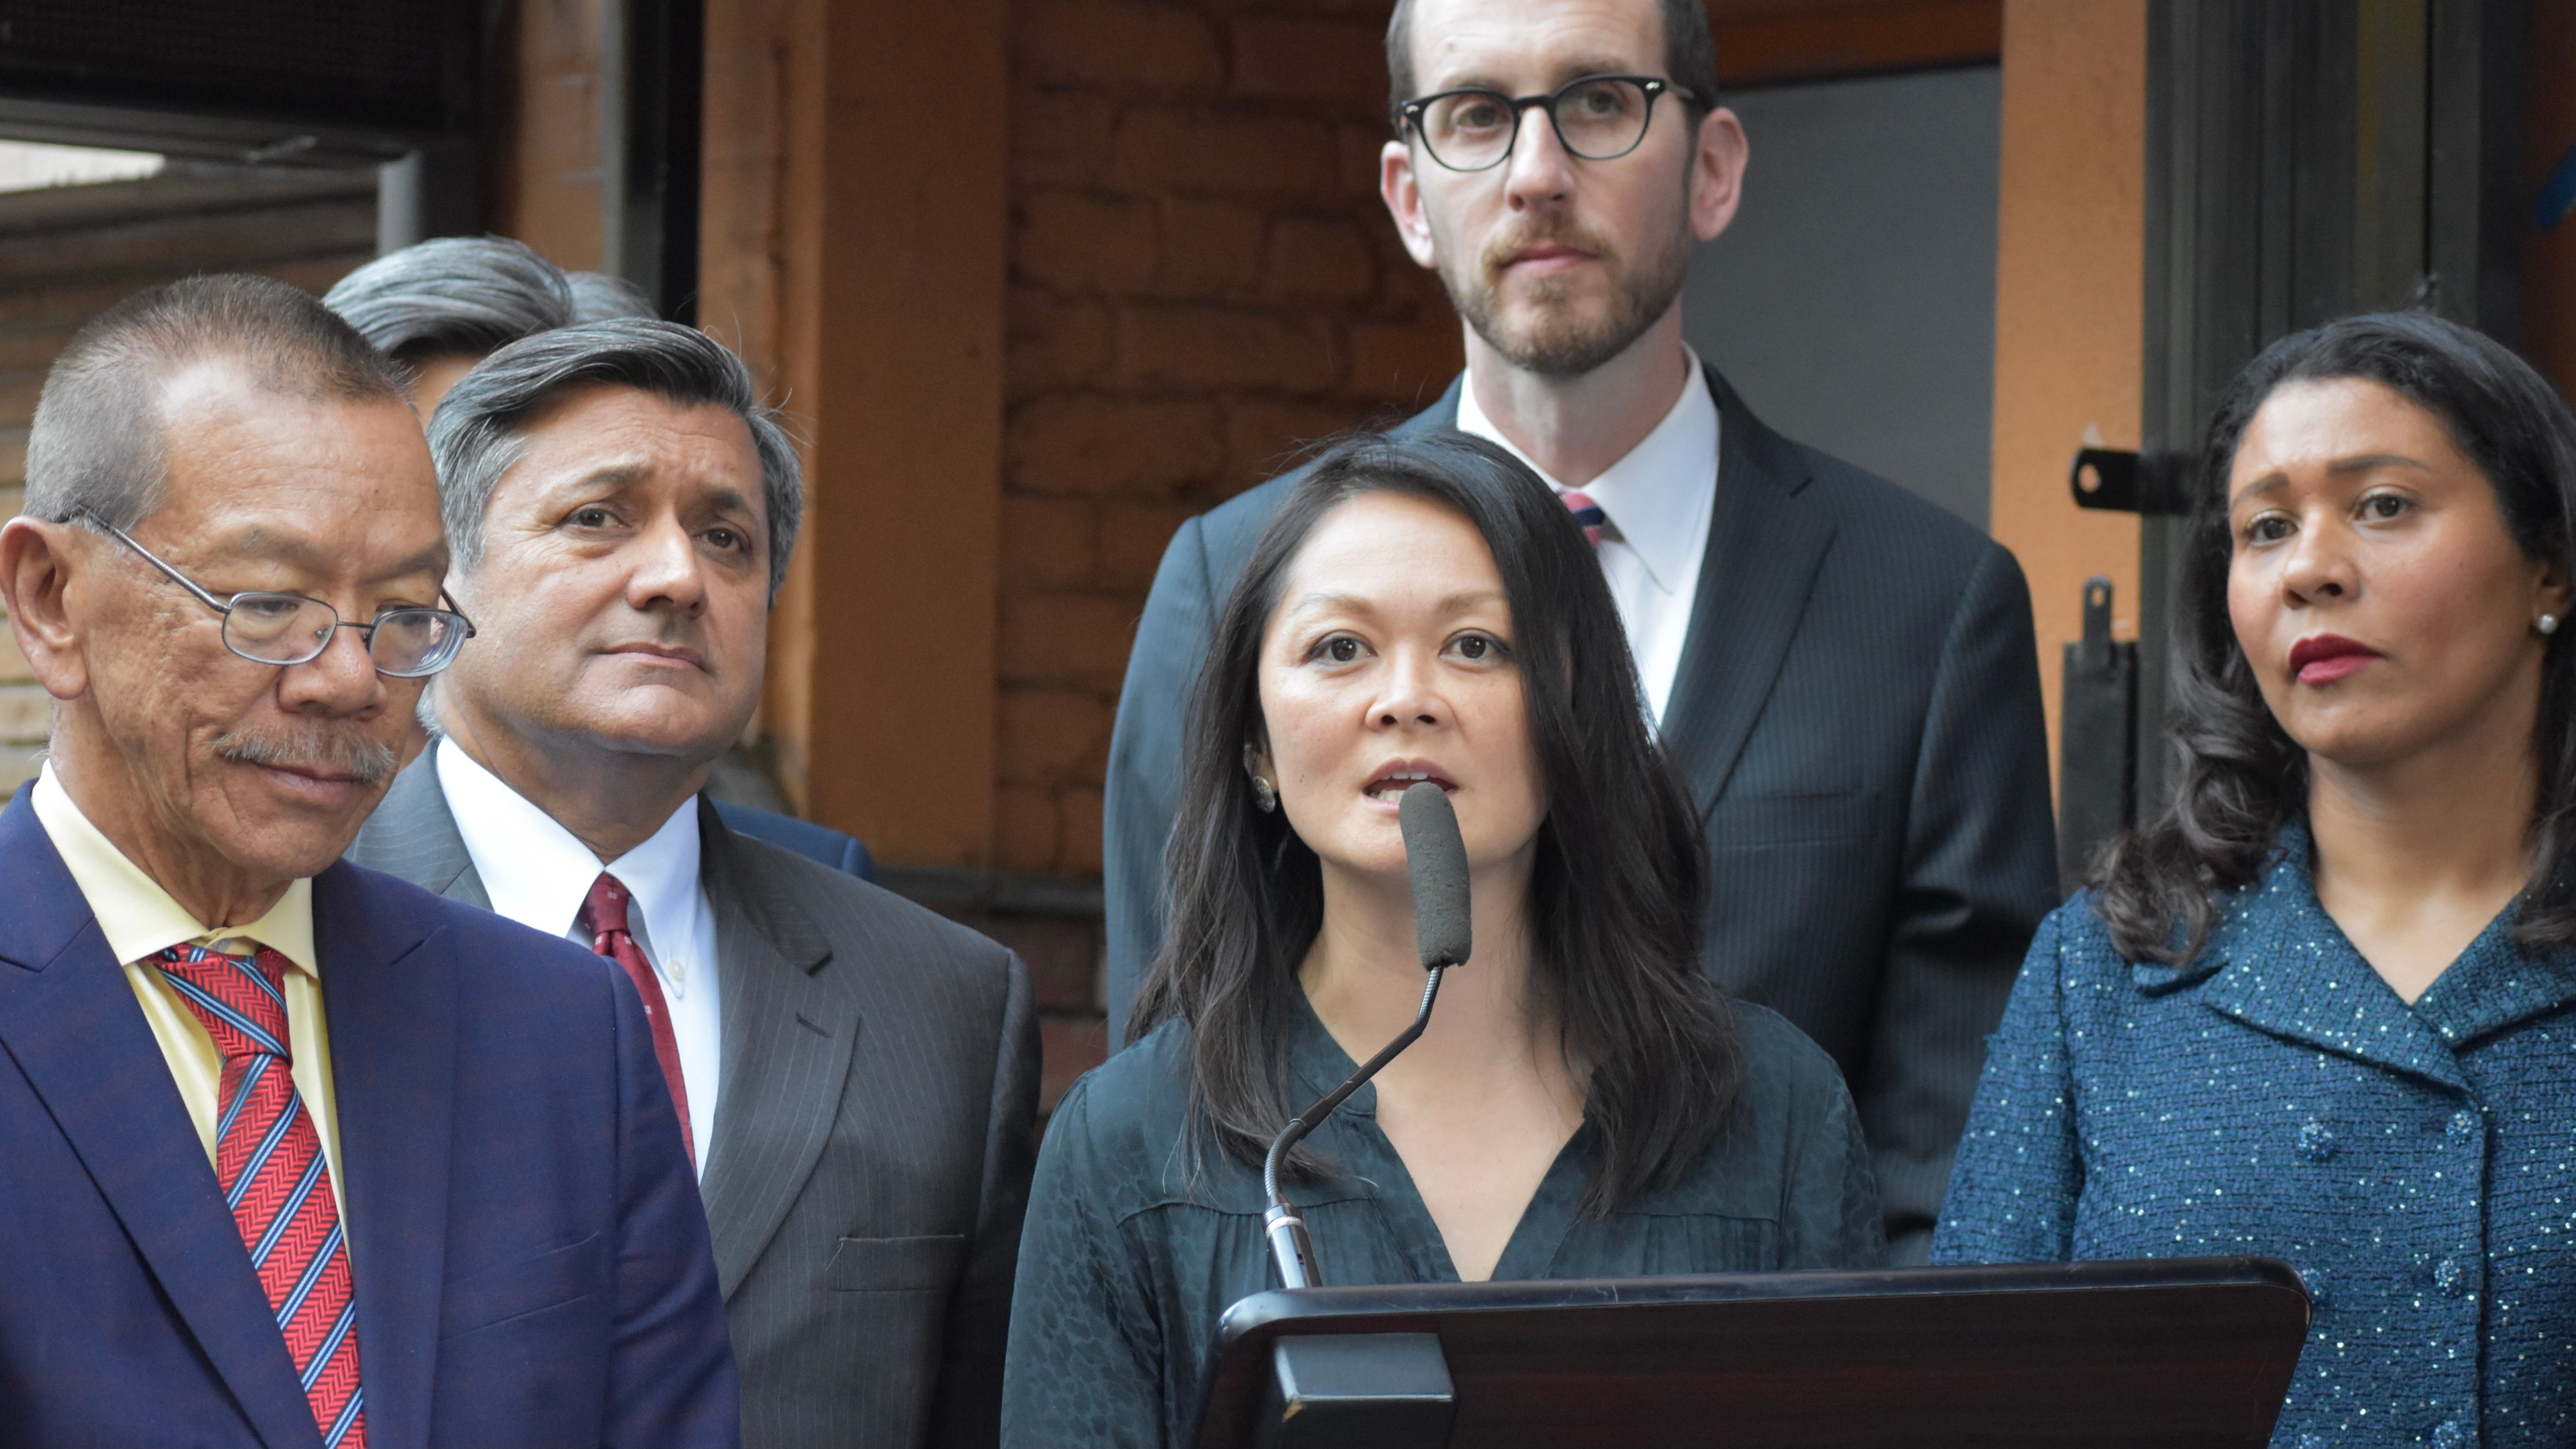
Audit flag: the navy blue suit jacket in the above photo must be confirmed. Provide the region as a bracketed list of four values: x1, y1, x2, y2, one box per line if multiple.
[0, 788, 739, 1448]
[711, 801, 875, 882]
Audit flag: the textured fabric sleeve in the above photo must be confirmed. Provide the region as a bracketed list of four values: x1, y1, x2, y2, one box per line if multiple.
[1103, 516, 1216, 1045]
[1778, 1060, 1889, 1271]
[1930, 906, 2082, 1265]
[1001, 1080, 1167, 1449]
[602, 961, 743, 1449]
[1862, 540, 2060, 1263]
[931, 950, 1042, 1449]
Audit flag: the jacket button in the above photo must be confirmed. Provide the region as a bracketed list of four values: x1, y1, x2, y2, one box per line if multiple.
[2447, 1109, 2479, 1141]
[2433, 1258, 2469, 1298]
[2298, 1120, 2337, 1162]
[2432, 1420, 2466, 1449]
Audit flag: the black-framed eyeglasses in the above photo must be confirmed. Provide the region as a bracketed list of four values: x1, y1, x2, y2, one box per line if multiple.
[1400, 74, 1695, 173]
[72, 508, 476, 679]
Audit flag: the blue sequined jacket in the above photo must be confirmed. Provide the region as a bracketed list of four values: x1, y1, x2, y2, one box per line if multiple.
[1932, 825, 2576, 1448]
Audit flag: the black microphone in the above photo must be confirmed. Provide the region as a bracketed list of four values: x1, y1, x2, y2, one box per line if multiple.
[1264, 781, 1471, 1289]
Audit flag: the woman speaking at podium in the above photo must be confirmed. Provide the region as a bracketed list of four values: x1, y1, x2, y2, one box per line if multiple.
[1001, 432, 1881, 1447]
[1937, 313, 2576, 1447]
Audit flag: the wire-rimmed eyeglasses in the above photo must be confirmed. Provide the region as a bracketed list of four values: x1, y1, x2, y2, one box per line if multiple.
[73, 507, 476, 679]
[1399, 74, 1695, 173]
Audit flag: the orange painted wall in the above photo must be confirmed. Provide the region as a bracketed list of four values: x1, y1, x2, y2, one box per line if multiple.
[1987, 0, 2145, 784]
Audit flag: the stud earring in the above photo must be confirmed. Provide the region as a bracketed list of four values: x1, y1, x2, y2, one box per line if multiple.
[1251, 776, 1278, 813]
[2542, 614, 2563, 637]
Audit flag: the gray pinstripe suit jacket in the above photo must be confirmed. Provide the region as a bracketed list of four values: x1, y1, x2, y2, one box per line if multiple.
[348, 757, 1039, 1449]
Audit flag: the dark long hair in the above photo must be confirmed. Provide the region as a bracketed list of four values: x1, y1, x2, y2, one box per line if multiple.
[2095, 311, 2576, 963]
[1130, 430, 1740, 1216]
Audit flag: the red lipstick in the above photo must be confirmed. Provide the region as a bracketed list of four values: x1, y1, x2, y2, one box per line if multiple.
[2287, 634, 2380, 685]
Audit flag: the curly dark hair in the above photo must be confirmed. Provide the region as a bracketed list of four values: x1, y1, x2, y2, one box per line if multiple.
[1130, 429, 1739, 1217]
[2094, 311, 2576, 964]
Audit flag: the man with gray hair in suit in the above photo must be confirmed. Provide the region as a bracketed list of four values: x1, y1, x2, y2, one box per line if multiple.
[323, 236, 875, 880]
[347, 318, 1037, 1449]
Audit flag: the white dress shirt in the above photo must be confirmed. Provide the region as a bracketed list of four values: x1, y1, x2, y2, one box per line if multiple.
[436, 738, 722, 1173]
[1455, 350, 1720, 725]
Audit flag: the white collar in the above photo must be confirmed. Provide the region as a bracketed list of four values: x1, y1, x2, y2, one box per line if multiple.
[1454, 348, 1719, 595]
[434, 737, 706, 992]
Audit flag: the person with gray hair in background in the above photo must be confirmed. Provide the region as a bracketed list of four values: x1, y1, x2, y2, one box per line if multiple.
[323, 234, 647, 416]
[325, 234, 875, 879]
[345, 319, 1038, 1449]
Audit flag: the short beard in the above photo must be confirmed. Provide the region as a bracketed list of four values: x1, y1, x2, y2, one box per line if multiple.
[1443, 212, 1693, 379]
[212, 721, 398, 787]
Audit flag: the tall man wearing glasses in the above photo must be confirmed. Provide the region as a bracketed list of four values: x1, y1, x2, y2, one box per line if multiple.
[1103, 0, 2058, 1261]
[347, 320, 1038, 1449]
[0, 276, 736, 1446]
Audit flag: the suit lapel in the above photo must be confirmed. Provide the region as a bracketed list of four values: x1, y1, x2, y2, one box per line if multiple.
[0, 792, 324, 1449]
[1659, 367, 1838, 813]
[691, 802, 861, 1300]
[352, 753, 490, 909]
[317, 862, 453, 1449]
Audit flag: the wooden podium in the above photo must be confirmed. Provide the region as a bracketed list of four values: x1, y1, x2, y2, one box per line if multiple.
[1191, 1257, 2311, 1449]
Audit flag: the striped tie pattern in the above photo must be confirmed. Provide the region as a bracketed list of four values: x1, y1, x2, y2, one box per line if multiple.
[156, 943, 367, 1449]
[1561, 489, 1607, 550]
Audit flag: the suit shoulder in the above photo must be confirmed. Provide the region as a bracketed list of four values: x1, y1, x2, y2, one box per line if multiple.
[1790, 440, 2007, 583]
[719, 830, 1016, 981]
[322, 858, 608, 991]
[1192, 473, 1297, 563]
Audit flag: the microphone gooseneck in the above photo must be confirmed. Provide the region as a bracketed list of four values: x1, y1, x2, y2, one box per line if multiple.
[1263, 781, 1471, 1291]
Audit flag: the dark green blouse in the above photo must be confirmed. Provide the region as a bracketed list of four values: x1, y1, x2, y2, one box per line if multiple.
[1000, 996, 1884, 1448]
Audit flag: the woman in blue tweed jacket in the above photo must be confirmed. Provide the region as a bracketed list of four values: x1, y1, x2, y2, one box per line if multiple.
[1935, 312, 2576, 1449]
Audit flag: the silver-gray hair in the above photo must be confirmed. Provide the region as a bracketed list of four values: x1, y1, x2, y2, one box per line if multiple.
[566, 270, 655, 322]
[322, 235, 577, 362]
[428, 319, 803, 598]
[26, 274, 409, 532]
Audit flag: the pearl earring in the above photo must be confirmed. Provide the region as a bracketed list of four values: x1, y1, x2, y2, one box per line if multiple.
[1251, 776, 1278, 813]
[2541, 614, 2562, 637]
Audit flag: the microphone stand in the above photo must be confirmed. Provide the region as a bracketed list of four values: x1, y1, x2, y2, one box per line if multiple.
[1261, 964, 1447, 1291]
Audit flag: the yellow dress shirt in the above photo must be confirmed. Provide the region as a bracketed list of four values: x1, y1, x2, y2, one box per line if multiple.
[31, 763, 345, 1215]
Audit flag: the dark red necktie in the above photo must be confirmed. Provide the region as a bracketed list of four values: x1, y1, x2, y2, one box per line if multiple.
[576, 873, 695, 1167]
[155, 943, 367, 1449]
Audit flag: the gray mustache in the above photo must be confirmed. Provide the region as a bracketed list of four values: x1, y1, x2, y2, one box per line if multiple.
[212, 726, 399, 786]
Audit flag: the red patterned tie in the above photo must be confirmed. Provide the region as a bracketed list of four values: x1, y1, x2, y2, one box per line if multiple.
[577, 873, 696, 1167]
[154, 943, 366, 1449]
[1562, 489, 1607, 550]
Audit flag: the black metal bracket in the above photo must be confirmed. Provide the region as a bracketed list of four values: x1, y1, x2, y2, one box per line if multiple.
[2058, 576, 2138, 893]
[2069, 448, 2194, 516]
[1255, 1333, 1456, 1449]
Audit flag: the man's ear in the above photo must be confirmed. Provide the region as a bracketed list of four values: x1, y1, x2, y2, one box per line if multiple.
[0, 517, 94, 704]
[1688, 106, 1749, 243]
[1381, 138, 1440, 270]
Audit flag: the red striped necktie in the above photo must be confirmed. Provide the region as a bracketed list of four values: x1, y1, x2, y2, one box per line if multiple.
[155, 942, 367, 1449]
[577, 872, 696, 1167]
[1561, 489, 1607, 550]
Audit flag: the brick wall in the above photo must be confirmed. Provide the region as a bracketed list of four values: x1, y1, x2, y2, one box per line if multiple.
[997, 0, 1464, 888]
[0, 166, 378, 789]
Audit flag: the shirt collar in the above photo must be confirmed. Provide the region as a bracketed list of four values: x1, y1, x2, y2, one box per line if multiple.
[29, 762, 319, 975]
[1453, 348, 1720, 595]
[434, 738, 703, 973]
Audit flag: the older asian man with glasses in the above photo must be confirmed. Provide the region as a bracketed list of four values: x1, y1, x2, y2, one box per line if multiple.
[0, 275, 737, 1448]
